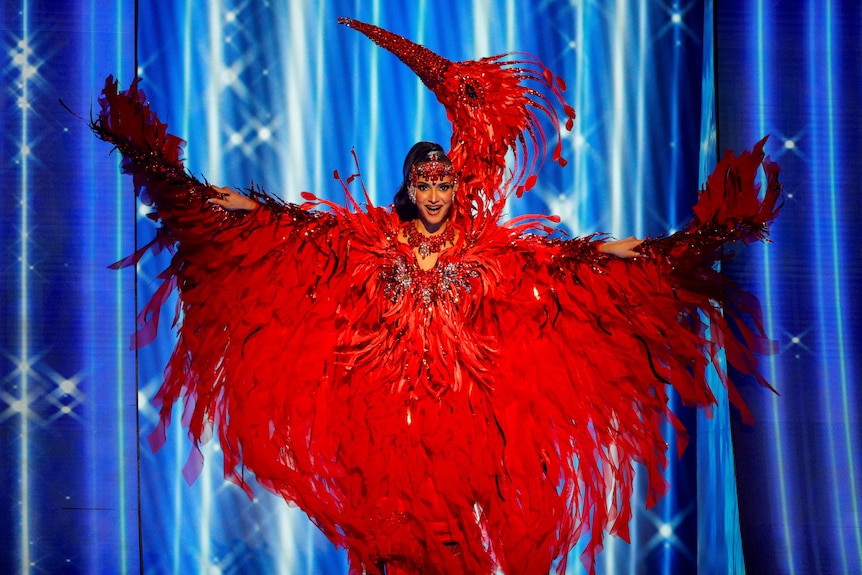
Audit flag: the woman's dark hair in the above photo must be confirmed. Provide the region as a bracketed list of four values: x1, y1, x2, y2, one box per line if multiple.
[393, 141, 452, 222]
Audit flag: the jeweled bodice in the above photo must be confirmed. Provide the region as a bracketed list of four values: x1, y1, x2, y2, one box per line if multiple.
[381, 254, 479, 306]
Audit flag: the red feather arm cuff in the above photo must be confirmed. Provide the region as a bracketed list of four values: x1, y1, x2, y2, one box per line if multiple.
[91, 76, 339, 344]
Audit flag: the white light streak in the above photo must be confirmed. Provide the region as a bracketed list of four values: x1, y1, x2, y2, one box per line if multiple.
[609, 0, 628, 236]
[471, 0, 491, 60]
[13, 10, 33, 574]
[281, 0, 311, 203]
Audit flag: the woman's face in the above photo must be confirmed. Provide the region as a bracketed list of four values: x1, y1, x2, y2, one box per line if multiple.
[412, 175, 456, 232]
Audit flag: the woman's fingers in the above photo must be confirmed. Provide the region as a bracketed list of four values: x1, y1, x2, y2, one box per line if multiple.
[207, 186, 258, 211]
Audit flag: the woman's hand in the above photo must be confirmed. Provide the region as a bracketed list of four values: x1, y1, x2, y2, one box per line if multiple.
[599, 236, 644, 259]
[207, 186, 259, 211]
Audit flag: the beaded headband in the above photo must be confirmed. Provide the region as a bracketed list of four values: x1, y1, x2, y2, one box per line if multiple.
[408, 159, 458, 187]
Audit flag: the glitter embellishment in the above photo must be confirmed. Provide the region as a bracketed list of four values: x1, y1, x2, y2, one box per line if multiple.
[338, 18, 450, 90]
[458, 75, 485, 109]
[382, 257, 478, 305]
[404, 222, 455, 258]
[408, 160, 458, 186]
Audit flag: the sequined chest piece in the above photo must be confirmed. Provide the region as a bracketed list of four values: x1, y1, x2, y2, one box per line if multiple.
[382, 255, 479, 306]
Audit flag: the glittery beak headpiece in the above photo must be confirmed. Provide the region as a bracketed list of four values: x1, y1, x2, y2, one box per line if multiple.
[339, 17, 576, 226]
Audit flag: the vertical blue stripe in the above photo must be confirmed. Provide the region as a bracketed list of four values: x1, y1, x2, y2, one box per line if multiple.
[823, 2, 861, 566]
[752, 1, 794, 571]
[697, 2, 745, 573]
[809, 1, 860, 571]
[18, 3, 32, 572]
[114, 4, 129, 571]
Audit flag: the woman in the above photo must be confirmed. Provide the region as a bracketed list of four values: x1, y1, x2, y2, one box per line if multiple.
[92, 19, 780, 575]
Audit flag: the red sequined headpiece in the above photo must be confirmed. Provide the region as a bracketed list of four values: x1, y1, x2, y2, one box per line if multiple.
[408, 159, 457, 186]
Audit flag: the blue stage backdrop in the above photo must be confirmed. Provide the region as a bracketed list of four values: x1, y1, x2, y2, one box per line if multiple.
[717, 2, 862, 574]
[0, 1, 859, 574]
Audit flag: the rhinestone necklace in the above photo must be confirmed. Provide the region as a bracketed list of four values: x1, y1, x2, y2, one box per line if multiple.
[404, 221, 455, 258]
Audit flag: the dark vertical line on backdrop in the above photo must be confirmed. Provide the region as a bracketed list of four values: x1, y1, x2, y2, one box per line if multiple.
[134, 0, 139, 78]
[710, 0, 731, 275]
[711, 0, 720, 153]
[133, 0, 144, 573]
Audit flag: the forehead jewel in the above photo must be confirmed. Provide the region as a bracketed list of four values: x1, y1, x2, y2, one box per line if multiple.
[409, 159, 457, 184]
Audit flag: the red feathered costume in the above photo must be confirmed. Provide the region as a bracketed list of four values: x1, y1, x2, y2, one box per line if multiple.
[92, 18, 781, 575]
